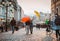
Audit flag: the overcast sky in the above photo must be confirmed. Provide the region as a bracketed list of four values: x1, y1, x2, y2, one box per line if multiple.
[17, 0, 51, 15]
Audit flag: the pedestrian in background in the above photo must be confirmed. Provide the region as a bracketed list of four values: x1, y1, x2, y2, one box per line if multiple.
[54, 14, 60, 39]
[10, 18, 16, 34]
[25, 21, 30, 35]
[51, 14, 60, 40]
[30, 20, 33, 34]
[0, 24, 3, 32]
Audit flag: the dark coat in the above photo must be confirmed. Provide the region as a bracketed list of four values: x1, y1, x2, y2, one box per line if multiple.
[10, 19, 16, 26]
[25, 21, 30, 25]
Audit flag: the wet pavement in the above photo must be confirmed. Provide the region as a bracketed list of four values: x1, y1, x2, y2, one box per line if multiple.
[0, 28, 57, 41]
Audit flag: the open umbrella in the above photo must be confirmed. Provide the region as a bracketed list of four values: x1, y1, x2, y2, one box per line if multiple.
[21, 16, 31, 23]
[34, 10, 40, 19]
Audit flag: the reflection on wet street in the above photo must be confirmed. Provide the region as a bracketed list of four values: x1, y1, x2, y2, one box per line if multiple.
[0, 28, 57, 41]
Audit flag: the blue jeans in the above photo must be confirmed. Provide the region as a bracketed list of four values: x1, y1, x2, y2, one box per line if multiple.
[25, 25, 30, 34]
[30, 24, 33, 34]
[50, 21, 60, 38]
[11, 26, 14, 33]
[50, 21, 60, 30]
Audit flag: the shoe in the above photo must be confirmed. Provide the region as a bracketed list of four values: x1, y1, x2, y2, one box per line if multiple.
[31, 33, 32, 34]
[12, 32, 14, 34]
[31, 32, 33, 34]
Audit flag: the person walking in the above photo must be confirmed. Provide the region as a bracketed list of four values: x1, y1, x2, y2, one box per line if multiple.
[25, 20, 33, 35]
[25, 21, 30, 35]
[30, 20, 33, 34]
[54, 14, 60, 39]
[25, 21, 30, 34]
[10, 18, 16, 34]
[0, 24, 3, 32]
[51, 14, 60, 40]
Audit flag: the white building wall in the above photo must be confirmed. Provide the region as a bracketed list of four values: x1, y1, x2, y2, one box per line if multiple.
[14, 5, 23, 21]
[14, 10, 18, 21]
[17, 6, 21, 21]
[21, 8, 24, 19]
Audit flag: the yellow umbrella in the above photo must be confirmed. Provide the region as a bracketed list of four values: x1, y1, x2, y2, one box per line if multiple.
[34, 10, 40, 18]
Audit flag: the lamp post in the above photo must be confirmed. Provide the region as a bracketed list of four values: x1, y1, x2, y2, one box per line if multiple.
[2, 1, 11, 32]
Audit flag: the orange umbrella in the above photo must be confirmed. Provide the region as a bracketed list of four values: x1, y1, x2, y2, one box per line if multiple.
[21, 16, 31, 23]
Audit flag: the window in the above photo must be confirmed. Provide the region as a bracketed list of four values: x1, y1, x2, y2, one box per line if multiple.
[2, 7, 6, 15]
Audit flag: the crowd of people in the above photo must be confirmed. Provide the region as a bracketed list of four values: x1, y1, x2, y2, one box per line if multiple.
[0, 13, 60, 40]
[9, 17, 33, 34]
[0, 22, 6, 32]
[0, 17, 33, 34]
[45, 13, 60, 40]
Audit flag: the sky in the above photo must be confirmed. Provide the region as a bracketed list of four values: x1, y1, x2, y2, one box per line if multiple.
[17, 0, 51, 16]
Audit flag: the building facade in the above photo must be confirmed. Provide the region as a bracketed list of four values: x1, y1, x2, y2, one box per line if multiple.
[20, 7, 25, 19]
[14, 4, 24, 21]
[0, 0, 24, 22]
[51, 0, 60, 15]
[0, 0, 17, 22]
[14, 5, 21, 21]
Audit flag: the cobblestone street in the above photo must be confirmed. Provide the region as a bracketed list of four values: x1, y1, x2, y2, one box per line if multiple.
[0, 28, 57, 41]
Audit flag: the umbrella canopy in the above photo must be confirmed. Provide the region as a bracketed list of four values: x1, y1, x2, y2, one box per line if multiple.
[34, 10, 40, 18]
[21, 16, 31, 23]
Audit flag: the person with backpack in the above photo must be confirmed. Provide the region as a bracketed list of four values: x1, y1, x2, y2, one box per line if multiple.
[54, 14, 60, 39]
[51, 14, 60, 39]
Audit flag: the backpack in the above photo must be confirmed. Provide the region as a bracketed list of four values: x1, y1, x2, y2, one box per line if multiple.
[55, 16, 60, 25]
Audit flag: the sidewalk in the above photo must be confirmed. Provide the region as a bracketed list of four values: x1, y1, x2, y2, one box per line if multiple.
[0, 28, 57, 41]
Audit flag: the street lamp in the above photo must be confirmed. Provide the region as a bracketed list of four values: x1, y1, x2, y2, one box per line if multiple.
[2, 1, 11, 32]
